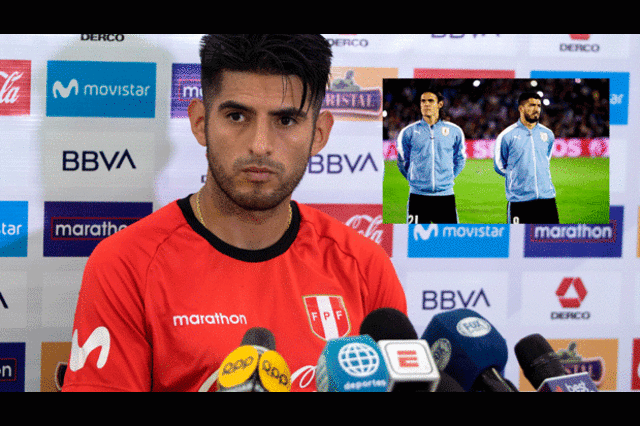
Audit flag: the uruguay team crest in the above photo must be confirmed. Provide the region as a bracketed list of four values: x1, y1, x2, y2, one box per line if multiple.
[303, 295, 351, 341]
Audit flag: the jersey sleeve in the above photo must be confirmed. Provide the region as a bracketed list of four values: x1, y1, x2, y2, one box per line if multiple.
[493, 131, 509, 177]
[363, 242, 408, 316]
[396, 125, 412, 180]
[453, 127, 467, 178]
[61, 236, 152, 392]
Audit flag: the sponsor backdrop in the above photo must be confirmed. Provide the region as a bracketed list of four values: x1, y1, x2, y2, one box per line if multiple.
[0, 34, 638, 392]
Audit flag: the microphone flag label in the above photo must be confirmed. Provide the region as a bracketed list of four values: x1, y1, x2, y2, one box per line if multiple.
[303, 295, 351, 341]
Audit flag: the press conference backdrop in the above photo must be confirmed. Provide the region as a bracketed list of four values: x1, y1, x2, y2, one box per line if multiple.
[0, 34, 638, 392]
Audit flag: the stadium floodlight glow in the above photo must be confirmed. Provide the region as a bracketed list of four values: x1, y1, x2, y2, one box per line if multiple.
[473, 80, 481, 87]
[530, 80, 538, 87]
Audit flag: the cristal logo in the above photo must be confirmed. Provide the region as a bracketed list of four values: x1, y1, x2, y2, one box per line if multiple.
[69, 326, 111, 371]
[52, 79, 79, 98]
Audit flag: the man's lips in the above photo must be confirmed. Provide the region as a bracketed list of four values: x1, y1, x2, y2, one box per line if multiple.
[242, 166, 275, 181]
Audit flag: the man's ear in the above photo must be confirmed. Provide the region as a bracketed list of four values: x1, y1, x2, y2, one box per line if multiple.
[188, 99, 207, 148]
[310, 110, 334, 157]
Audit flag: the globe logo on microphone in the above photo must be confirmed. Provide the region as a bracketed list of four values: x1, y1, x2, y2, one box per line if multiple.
[338, 342, 380, 377]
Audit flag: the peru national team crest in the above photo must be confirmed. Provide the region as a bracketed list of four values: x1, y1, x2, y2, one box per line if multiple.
[303, 295, 351, 341]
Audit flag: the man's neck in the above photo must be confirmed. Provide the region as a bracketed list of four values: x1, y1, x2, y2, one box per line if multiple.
[423, 115, 439, 126]
[192, 183, 292, 251]
[520, 117, 537, 130]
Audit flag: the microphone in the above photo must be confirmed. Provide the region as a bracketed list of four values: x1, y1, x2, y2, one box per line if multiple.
[360, 308, 441, 392]
[216, 327, 291, 392]
[515, 333, 597, 392]
[316, 335, 389, 392]
[421, 308, 517, 392]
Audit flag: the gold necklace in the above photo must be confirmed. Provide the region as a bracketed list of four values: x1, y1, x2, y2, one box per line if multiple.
[195, 190, 292, 229]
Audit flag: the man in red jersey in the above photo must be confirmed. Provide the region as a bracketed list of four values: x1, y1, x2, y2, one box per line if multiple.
[62, 34, 407, 392]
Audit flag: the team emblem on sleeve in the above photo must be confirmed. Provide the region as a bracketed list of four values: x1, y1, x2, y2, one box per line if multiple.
[303, 295, 351, 341]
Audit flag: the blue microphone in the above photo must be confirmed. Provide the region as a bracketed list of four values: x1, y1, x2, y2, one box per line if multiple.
[421, 308, 516, 392]
[316, 335, 389, 392]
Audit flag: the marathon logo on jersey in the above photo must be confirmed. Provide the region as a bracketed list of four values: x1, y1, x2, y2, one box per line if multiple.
[408, 224, 509, 258]
[171, 63, 201, 118]
[0, 60, 31, 116]
[303, 295, 351, 341]
[531, 70, 628, 125]
[0, 201, 28, 257]
[524, 206, 623, 258]
[46, 60, 156, 118]
[43, 201, 152, 257]
[0, 342, 25, 392]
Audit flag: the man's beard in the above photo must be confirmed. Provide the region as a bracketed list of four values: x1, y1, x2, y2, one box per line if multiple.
[524, 112, 540, 124]
[204, 135, 311, 212]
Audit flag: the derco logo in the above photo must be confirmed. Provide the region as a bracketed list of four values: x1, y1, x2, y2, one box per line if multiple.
[552, 277, 590, 320]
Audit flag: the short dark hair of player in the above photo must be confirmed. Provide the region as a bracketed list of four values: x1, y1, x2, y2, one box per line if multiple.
[421, 85, 444, 103]
[199, 34, 332, 118]
[518, 91, 542, 106]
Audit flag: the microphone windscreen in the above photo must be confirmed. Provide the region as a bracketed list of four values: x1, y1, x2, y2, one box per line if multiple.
[241, 327, 276, 351]
[421, 308, 508, 392]
[359, 307, 418, 341]
[515, 333, 566, 389]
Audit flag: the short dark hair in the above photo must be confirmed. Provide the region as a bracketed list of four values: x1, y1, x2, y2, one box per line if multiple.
[518, 91, 541, 106]
[199, 34, 332, 116]
[421, 84, 444, 103]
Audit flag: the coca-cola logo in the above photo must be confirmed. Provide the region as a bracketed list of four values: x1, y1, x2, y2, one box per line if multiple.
[0, 60, 30, 115]
[0, 71, 22, 104]
[345, 214, 383, 245]
[305, 204, 393, 257]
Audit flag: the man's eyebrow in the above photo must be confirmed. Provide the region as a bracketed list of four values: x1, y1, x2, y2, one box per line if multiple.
[218, 100, 307, 119]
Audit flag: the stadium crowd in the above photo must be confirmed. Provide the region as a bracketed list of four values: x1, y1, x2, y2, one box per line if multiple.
[383, 79, 609, 141]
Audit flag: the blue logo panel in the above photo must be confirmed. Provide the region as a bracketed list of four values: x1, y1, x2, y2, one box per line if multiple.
[530, 71, 629, 125]
[43, 201, 153, 257]
[0, 201, 28, 257]
[408, 224, 509, 258]
[47, 61, 156, 118]
[524, 206, 623, 258]
[0, 342, 25, 392]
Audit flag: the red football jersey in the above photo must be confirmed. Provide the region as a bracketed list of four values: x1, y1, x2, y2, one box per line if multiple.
[62, 196, 407, 392]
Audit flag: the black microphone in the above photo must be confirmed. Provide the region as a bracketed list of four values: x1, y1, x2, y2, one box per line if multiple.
[360, 308, 440, 392]
[515, 333, 566, 389]
[515, 333, 598, 392]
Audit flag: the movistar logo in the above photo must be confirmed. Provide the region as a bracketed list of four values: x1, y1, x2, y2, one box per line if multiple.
[413, 224, 506, 240]
[414, 224, 438, 240]
[52, 79, 78, 98]
[69, 326, 111, 371]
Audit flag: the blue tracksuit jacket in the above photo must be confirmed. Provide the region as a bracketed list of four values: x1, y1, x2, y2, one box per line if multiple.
[396, 119, 466, 196]
[493, 120, 556, 202]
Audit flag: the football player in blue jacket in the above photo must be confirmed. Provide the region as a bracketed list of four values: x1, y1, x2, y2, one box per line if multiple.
[396, 88, 466, 223]
[493, 92, 559, 224]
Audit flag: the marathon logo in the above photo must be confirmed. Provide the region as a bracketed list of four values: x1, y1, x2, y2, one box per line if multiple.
[43, 201, 152, 257]
[524, 206, 623, 258]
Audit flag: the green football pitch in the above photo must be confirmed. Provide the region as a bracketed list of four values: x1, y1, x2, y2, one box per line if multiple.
[382, 157, 610, 224]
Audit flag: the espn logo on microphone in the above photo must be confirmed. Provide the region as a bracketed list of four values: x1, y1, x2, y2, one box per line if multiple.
[378, 340, 440, 391]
